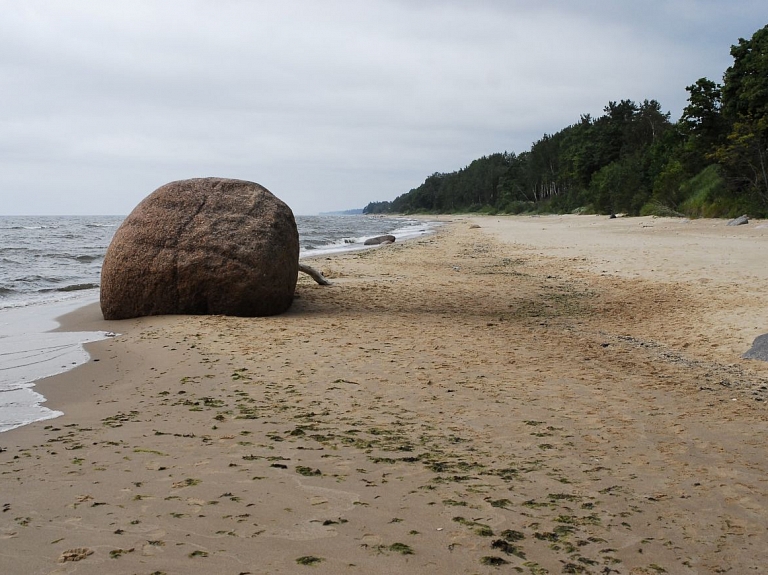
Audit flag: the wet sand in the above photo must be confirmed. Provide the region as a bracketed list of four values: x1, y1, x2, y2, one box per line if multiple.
[1, 215, 767, 574]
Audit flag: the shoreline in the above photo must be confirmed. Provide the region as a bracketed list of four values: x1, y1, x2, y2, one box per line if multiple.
[0, 215, 441, 434]
[0, 296, 114, 433]
[2, 216, 768, 574]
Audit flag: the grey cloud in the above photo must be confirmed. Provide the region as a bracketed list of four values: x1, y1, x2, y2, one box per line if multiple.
[1, 0, 766, 214]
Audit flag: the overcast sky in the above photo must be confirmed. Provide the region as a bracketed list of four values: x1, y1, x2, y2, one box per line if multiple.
[1, 1, 765, 215]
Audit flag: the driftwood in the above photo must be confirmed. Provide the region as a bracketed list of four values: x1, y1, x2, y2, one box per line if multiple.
[298, 263, 332, 285]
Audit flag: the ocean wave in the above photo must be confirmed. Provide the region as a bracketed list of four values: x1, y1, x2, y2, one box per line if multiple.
[58, 283, 99, 292]
[43, 252, 102, 263]
[302, 237, 358, 251]
[39, 283, 99, 293]
[15, 275, 61, 284]
[0, 382, 35, 394]
[75, 255, 101, 262]
[0, 290, 98, 311]
[1, 214, 431, 311]
[0, 405, 63, 433]
[46, 253, 102, 263]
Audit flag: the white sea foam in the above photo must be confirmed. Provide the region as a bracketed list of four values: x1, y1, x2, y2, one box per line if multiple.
[0, 214, 439, 433]
[300, 218, 441, 258]
[0, 296, 112, 433]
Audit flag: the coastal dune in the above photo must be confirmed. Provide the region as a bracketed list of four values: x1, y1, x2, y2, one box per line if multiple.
[1, 215, 767, 574]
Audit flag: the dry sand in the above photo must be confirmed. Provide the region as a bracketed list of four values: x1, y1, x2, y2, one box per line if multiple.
[1, 215, 767, 575]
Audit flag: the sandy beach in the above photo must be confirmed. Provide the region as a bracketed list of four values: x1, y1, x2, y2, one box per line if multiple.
[2, 214, 767, 575]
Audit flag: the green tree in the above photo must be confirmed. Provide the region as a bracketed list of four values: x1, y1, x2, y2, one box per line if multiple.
[718, 25, 768, 207]
[365, 24, 768, 218]
[680, 79, 725, 143]
[678, 78, 727, 175]
[713, 120, 768, 205]
[722, 26, 768, 123]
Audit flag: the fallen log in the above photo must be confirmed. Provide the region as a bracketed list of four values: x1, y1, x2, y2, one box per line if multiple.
[298, 263, 332, 285]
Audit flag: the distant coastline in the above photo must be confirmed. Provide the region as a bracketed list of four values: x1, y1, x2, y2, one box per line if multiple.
[364, 25, 768, 221]
[317, 208, 364, 215]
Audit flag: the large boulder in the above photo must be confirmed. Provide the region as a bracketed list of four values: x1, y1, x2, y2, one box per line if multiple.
[101, 178, 299, 319]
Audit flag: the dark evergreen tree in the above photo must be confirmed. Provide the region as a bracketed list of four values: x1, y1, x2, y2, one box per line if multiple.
[363, 25, 768, 218]
[717, 25, 768, 206]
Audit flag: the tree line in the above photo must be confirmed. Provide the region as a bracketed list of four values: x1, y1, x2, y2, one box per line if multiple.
[364, 25, 768, 218]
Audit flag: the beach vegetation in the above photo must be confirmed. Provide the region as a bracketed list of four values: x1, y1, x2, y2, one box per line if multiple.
[109, 548, 134, 559]
[295, 465, 322, 476]
[364, 25, 768, 219]
[295, 555, 324, 565]
[500, 529, 525, 542]
[491, 538, 526, 558]
[523, 562, 549, 574]
[322, 518, 348, 525]
[561, 562, 589, 573]
[480, 555, 509, 566]
[133, 448, 167, 456]
[172, 477, 201, 487]
[388, 542, 414, 554]
[188, 550, 208, 558]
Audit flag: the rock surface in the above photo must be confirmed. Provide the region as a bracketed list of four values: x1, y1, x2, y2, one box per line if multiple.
[101, 178, 299, 319]
[743, 333, 768, 361]
[364, 234, 396, 245]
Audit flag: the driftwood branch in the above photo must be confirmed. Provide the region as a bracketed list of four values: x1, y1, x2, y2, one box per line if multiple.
[298, 263, 332, 285]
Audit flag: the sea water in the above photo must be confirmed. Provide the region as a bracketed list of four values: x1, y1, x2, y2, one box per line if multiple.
[0, 214, 436, 432]
[0, 299, 110, 433]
